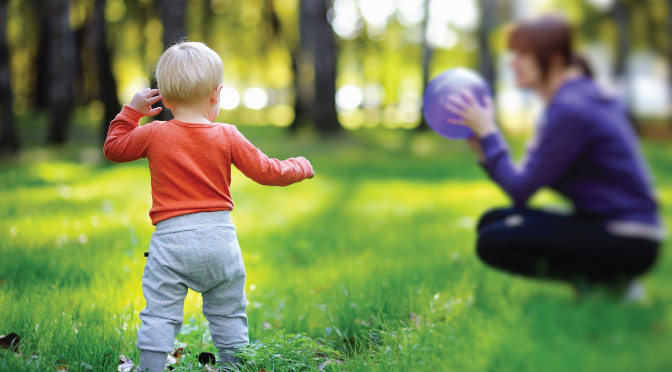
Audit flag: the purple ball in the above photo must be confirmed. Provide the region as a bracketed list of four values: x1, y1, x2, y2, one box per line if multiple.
[422, 68, 492, 140]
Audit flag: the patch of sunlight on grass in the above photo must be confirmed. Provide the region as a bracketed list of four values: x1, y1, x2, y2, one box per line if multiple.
[29, 161, 91, 183]
[230, 169, 341, 234]
[345, 180, 506, 218]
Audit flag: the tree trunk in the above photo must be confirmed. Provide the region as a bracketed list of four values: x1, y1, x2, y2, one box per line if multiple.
[201, 0, 214, 44]
[263, 0, 281, 40]
[88, 0, 121, 143]
[478, 0, 497, 92]
[613, 1, 629, 79]
[291, 0, 317, 131]
[0, 0, 18, 154]
[312, 0, 340, 134]
[612, 0, 640, 133]
[160, 0, 187, 50]
[46, 0, 76, 144]
[417, 0, 433, 131]
[34, 0, 50, 110]
[155, 0, 187, 121]
[73, 21, 87, 104]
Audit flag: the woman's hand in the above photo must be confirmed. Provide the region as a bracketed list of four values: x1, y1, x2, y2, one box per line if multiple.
[445, 91, 497, 138]
[129, 88, 163, 116]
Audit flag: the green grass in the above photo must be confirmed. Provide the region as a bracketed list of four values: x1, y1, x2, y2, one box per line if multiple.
[1, 127, 671, 371]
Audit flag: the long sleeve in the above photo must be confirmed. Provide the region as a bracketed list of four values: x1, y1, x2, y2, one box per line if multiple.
[479, 105, 590, 207]
[229, 127, 313, 186]
[103, 105, 153, 163]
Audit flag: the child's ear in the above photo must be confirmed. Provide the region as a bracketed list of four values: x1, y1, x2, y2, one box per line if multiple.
[211, 83, 224, 104]
[162, 98, 172, 109]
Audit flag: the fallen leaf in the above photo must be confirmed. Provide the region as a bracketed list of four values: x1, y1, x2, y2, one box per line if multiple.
[318, 359, 343, 371]
[56, 366, 69, 371]
[410, 312, 422, 327]
[118, 354, 136, 372]
[204, 364, 220, 372]
[0, 332, 20, 350]
[171, 347, 185, 363]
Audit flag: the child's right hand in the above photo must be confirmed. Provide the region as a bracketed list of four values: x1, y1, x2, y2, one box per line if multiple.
[129, 88, 163, 116]
[303, 158, 315, 179]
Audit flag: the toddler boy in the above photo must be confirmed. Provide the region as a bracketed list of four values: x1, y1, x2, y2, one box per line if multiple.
[103, 41, 314, 372]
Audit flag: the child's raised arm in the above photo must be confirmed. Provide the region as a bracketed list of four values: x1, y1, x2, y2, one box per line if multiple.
[103, 89, 163, 163]
[230, 128, 314, 186]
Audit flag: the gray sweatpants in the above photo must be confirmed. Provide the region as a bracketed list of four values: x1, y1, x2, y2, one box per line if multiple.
[137, 211, 248, 363]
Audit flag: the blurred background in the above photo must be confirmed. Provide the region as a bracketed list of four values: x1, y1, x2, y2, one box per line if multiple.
[1, 2, 672, 371]
[0, 0, 671, 152]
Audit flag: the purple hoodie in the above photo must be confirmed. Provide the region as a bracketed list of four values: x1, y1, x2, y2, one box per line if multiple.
[479, 77, 660, 227]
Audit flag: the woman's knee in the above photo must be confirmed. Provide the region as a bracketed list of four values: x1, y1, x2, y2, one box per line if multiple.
[475, 228, 503, 265]
[625, 241, 660, 278]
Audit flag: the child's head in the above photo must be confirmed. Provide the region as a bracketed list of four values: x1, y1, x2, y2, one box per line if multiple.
[155, 41, 223, 115]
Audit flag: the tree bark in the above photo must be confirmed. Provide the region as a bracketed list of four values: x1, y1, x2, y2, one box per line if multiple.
[291, 0, 317, 131]
[612, 0, 640, 132]
[263, 0, 281, 40]
[155, 0, 187, 121]
[312, 0, 340, 134]
[417, 0, 433, 131]
[87, 0, 121, 143]
[34, 0, 50, 110]
[46, 0, 76, 144]
[0, 0, 18, 154]
[478, 0, 497, 92]
[613, 0, 629, 79]
[160, 0, 187, 49]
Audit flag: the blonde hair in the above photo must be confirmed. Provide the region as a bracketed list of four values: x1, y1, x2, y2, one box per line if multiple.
[155, 41, 223, 105]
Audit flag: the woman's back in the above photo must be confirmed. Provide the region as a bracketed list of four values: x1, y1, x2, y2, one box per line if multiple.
[544, 77, 659, 225]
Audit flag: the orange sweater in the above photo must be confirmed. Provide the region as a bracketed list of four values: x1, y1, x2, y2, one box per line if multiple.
[104, 105, 313, 225]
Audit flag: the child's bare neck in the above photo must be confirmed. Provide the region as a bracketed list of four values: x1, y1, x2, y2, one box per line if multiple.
[171, 105, 212, 124]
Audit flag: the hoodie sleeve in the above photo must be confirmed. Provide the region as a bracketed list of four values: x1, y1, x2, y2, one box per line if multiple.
[479, 103, 591, 207]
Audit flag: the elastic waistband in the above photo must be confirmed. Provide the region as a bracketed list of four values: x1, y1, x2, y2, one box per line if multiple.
[154, 211, 234, 235]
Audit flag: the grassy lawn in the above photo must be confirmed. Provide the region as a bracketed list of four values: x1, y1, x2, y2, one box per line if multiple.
[1, 126, 671, 371]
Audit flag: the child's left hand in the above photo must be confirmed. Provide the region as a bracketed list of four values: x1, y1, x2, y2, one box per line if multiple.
[129, 88, 163, 116]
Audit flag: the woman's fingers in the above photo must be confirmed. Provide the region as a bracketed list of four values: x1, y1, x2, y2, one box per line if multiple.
[447, 94, 467, 110]
[445, 101, 464, 115]
[483, 95, 494, 109]
[446, 117, 466, 125]
[461, 90, 477, 106]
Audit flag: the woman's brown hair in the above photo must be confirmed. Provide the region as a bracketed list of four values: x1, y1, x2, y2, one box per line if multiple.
[508, 14, 593, 79]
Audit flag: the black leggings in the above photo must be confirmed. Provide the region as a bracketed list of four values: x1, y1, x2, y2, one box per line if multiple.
[476, 208, 659, 284]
